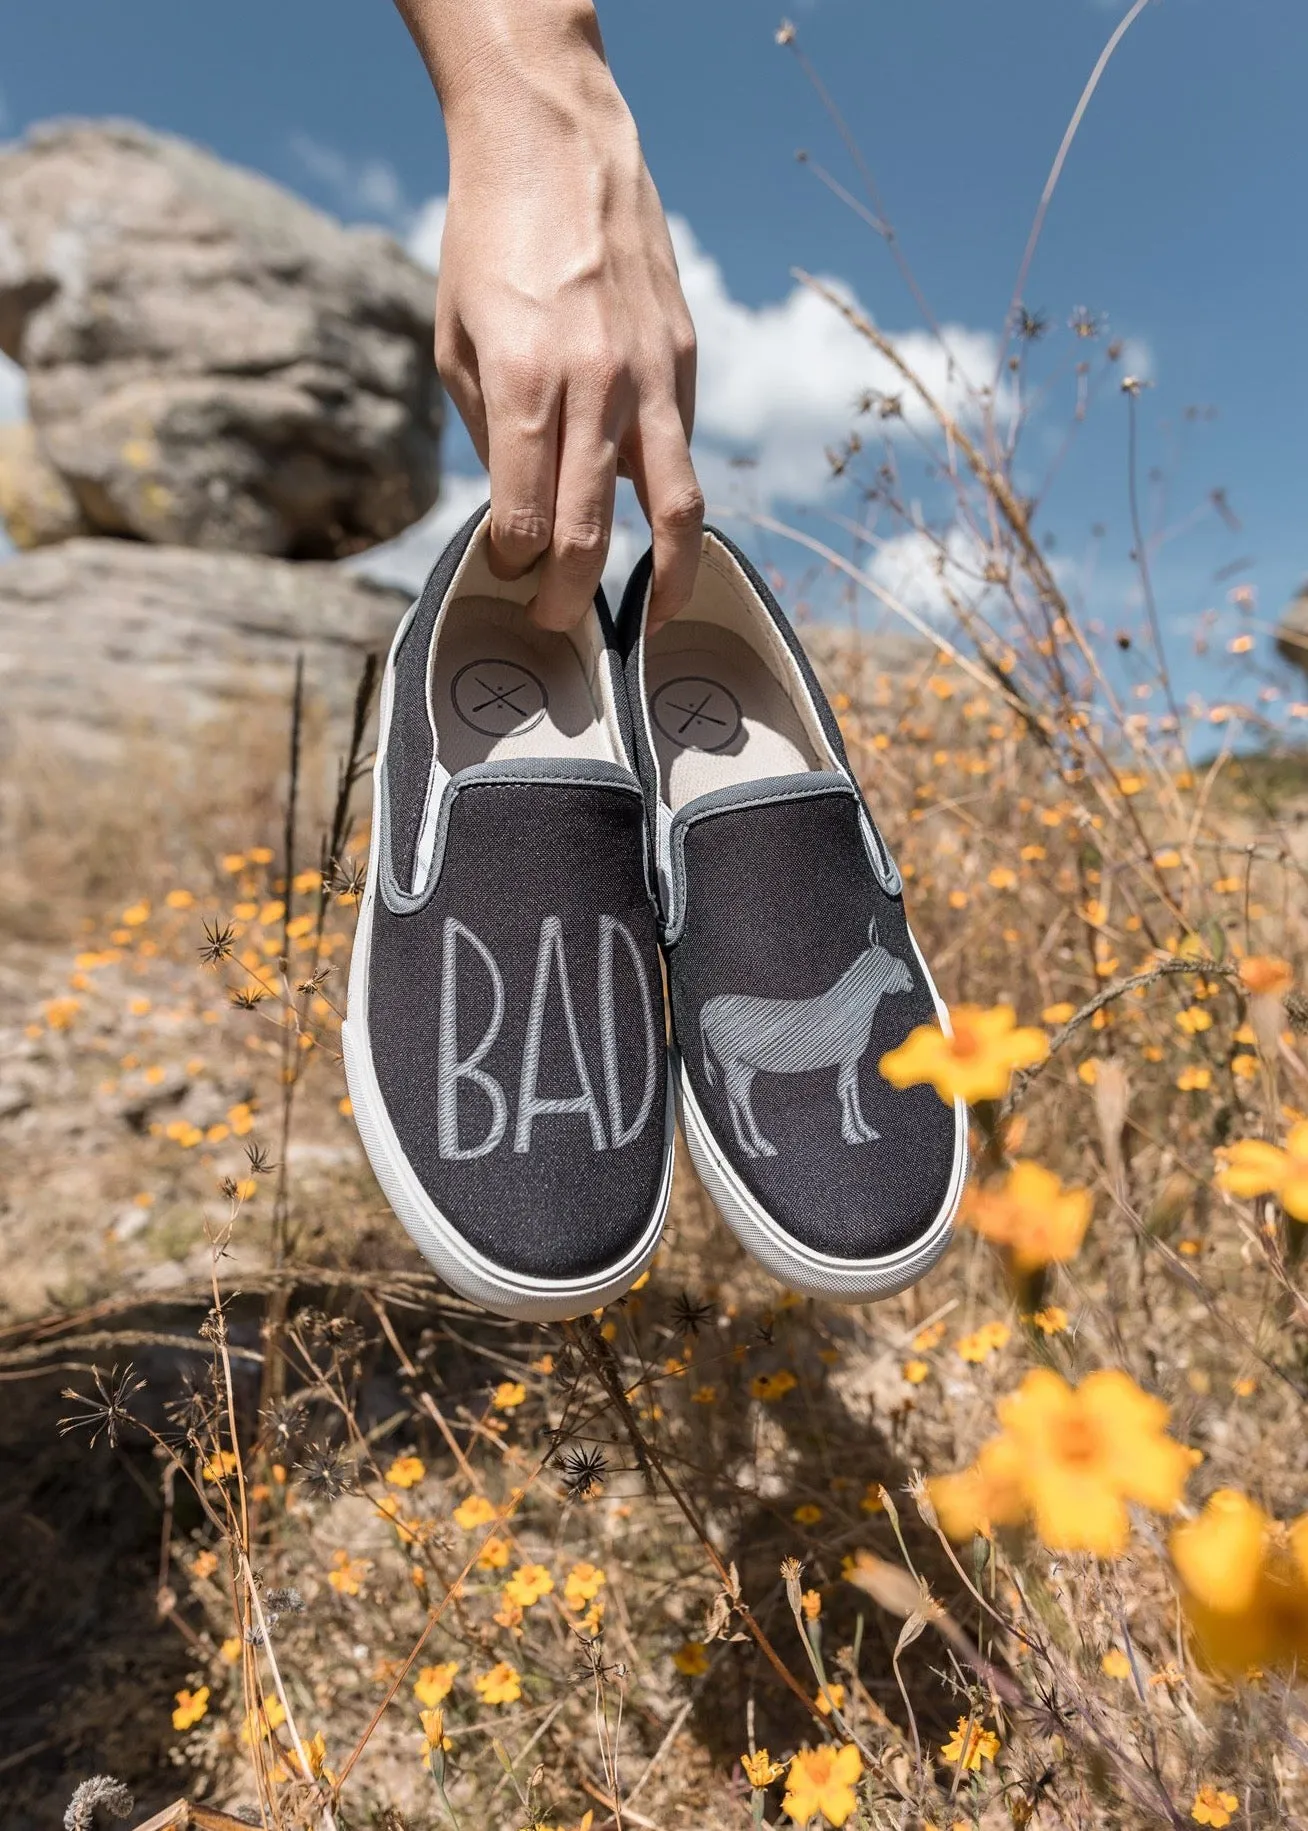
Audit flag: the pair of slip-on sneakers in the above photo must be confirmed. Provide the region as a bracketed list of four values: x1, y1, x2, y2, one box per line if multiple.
[344, 505, 967, 1321]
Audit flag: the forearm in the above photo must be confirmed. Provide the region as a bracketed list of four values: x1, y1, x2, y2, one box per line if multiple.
[392, 0, 618, 131]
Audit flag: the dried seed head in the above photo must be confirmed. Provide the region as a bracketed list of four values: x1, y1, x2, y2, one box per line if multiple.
[294, 1441, 356, 1502]
[59, 1365, 146, 1450]
[558, 1444, 608, 1499]
[64, 1776, 134, 1830]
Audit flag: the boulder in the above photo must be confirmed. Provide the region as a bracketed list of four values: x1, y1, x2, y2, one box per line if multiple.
[0, 538, 408, 764]
[0, 120, 441, 559]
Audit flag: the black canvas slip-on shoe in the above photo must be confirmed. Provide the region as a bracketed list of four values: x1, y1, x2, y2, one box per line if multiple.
[344, 503, 673, 1322]
[617, 527, 967, 1303]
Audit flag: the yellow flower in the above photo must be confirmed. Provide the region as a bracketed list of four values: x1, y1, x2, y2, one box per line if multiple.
[200, 1449, 239, 1483]
[903, 1358, 930, 1384]
[781, 1744, 863, 1827]
[964, 1160, 1092, 1271]
[503, 1563, 554, 1608]
[913, 1319, 947, 1350]
[1003, 1368, 1190, 1554]
[385, 1454, 426, 1489]
[750, 1369, 798, 1402]
[939, 1715, 1001, 1772]
[328, 1550, 372, 1596]
[988, 866, 1017, 890]
[814, 1682, 845, 1716]
[419, 1707, 448, 1766]
[474, 1661, 521, 1705]
[1190, 1785, 1240, 1827]
[1100, 1647, 1131, 1678]
[121, 901, 150, 926]
[564, 1562, 605, 1610]
[672, 1640, 710, 1676]
[453, 1493, 499, 1529]
[172, 1685, 210, 1731]
[742, 1747, 787, 1787]
[691, 1383, 718, 1403]
[492, 1380, 527, 1411]
[1031, 1305, 1069, 1335]
[477, 1535, 511, 1571]
[191, 1550, 219, 1580]
[1176, 1007, 1213, 1034]
[272, 1730, 331, 1784]
[1239, 956, 1293, 997]
[414, 1661, 458, 1707]
[164, 887, 195, 909]
[880, 1004, 1048, 1105]
[859, 1484, 885, 1514]
[801, 1588, 822, 1620]
[955, 1321, 1011, 1364]
[931, 1369, 1190, 1556]
[793, 1503, 823, 1527]
[1216, 1123, 1308, 1221]
[1177, 1065, 1212, 1091]
[220, 1635, 242, 1663]
[1041, 1001, 1076, 1025]
[1170, 1490, 1308, 1674]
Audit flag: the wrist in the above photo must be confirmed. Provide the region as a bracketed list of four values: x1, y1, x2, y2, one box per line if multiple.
[427, 1, 613, 132]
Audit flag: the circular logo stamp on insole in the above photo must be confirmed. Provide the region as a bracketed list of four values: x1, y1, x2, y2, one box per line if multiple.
[651, 676, 743, 753]
[451, 659, 548, 737]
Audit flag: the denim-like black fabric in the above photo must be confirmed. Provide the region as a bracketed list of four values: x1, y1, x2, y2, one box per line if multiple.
[367, 776, 667, 1279]
[666, 786, 956, 1259]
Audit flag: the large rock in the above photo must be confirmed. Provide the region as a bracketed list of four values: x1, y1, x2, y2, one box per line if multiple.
[0, 121, 441, 559]
[0, 539, 408, 764]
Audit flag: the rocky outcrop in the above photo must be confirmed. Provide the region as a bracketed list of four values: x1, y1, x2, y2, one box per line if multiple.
[0, 539, 407, 763]
[0, 120, 441, 559]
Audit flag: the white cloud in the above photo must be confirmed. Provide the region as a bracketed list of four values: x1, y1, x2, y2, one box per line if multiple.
[669, 215, 1000, 514]
[288, 134, 410, 228]
[407, 196, 447, 274]
[0, 351, 25, 423]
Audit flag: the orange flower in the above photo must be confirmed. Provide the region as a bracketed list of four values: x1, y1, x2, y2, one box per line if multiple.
[880, 1005, 1048, 1105]
[172, 1686, 210, 1731]
[939, 1714, 1001, 1772]
[1170, 1490, 1308, 1674]
[930, 1369, 1190, 1556]
[781, 1745, 863, 1827]
[1238, 956, 1293, 997]
[964, 1161, 1092, 1270]
[503, 1563, 553, 1608]
[414, 1661, 458, 1707]
[742, 1747, 787, 1787]
[1216, 1123, 1308, 1222]
[1190, 1785, 1240, 1827]
[474, 1661, 521, 1705]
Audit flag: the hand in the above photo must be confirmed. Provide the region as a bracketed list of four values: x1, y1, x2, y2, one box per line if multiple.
[400, 1, 703, 629]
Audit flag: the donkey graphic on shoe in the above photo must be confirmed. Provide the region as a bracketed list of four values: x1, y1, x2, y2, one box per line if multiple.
[698, 920, 913, 1159]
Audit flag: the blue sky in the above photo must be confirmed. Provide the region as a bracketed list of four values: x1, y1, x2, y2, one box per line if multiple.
[3, 0, 1306, 715]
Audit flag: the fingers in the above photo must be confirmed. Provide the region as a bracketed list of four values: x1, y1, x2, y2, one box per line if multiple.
[483, 353, 560, 581]
[530, 381, 621, 631]
[628, 408, 704, 631]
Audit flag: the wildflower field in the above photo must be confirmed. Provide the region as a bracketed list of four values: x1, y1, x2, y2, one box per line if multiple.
[6, 20, 1308, 1831]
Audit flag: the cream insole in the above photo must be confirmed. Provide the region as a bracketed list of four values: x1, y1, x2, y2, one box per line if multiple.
[431, 595, 611, 773]
[645, 620, 817, 811]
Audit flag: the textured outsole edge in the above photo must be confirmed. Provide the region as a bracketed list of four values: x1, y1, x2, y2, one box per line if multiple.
[675, 925, 969, 1304]
[343, 619, 675, 1324]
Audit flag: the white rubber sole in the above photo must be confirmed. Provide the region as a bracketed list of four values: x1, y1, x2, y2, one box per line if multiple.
[675, 926, 968, 1304]
[343, 621, 674, 1324]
